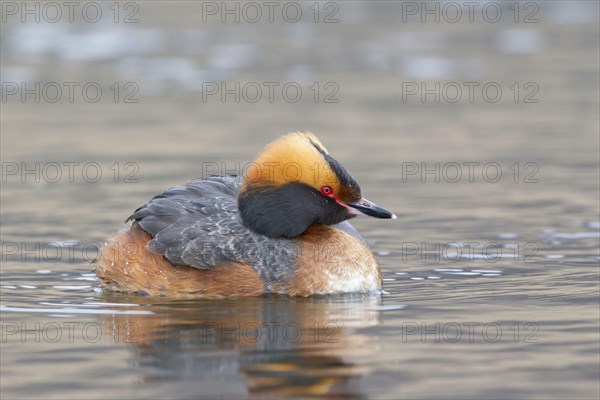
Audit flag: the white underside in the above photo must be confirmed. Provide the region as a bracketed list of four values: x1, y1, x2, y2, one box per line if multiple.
[318, 262, 381, 294]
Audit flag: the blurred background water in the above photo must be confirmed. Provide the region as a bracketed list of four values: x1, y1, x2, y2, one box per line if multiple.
[1, 1, 599, 399]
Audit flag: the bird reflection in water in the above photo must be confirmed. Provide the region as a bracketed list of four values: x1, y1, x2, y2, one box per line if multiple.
[99, 293, 381, 398]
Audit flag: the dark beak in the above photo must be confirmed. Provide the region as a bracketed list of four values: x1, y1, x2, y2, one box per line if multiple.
[346, 198, 396, 219]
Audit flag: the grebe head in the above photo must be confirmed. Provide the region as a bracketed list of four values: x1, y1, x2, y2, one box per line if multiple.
[238, 132, 396, 239]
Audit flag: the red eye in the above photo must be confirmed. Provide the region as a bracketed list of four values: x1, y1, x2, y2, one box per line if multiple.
[320, 186, 333, 196]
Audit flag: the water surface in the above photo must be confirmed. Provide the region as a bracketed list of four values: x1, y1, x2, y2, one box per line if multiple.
[1, 2, 599, 399]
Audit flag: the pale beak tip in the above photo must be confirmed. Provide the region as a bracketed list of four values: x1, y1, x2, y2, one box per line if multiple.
[391, 213, 397, 219]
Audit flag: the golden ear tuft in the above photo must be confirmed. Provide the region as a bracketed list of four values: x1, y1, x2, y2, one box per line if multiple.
[294, 131, 329, 155]
[263, 132, 328, 157]
[242, 131, 336, 190]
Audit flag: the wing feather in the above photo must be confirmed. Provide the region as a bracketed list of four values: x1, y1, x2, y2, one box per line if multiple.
[126, 176, 298, 279]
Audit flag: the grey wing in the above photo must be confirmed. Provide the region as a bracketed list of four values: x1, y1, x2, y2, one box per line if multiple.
[127, 176, 266, 269]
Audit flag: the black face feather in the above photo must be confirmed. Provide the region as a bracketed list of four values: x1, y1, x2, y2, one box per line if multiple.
[309, 139, 361, 199]
[238, 182, 351, 239]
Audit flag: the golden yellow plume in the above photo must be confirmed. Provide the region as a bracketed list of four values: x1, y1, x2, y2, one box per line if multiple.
[242, 132, 341, 193]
